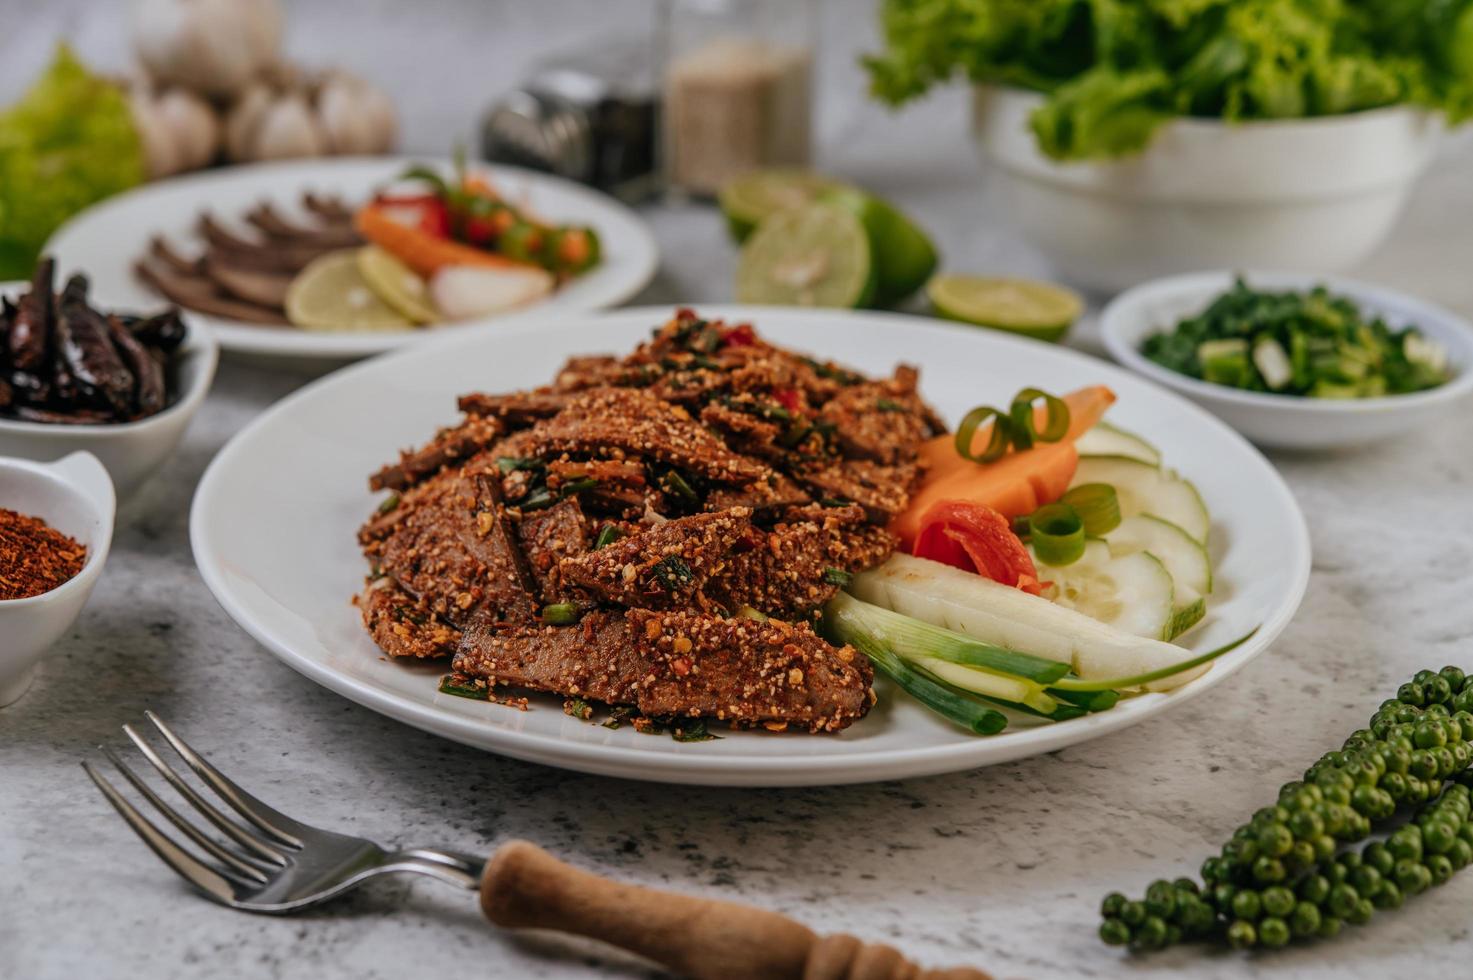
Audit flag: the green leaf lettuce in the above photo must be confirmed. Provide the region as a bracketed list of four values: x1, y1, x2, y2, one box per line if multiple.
[0, 44, 144, 279]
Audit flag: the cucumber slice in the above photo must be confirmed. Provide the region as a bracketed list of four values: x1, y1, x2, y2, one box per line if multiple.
[850, 554, 1212, 692]
[1031, 540, 1175, 641]
[1106, 514, 1211, 596]
[1071, 455, 1210, 544]
[1168, 595, 1207, 640]
[1075, 420, 1162, 465]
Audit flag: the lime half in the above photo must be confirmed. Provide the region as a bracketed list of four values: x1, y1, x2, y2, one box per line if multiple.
[736, 203, 875, 308]
[822, 188, 937, 307]
[286, 250, 415, 332]
[358, 246, 437, 323]
[718, 169, 849, 242]
[928, 275, 1083, 342]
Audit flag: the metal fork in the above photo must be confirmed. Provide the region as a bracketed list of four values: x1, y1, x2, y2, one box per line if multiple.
[86, 713, 990, 980]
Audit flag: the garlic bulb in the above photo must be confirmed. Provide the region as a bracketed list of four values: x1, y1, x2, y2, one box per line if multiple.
[155, 88, 220, 169]
[317, 73, 398, 155]
[250, 94, 328, 161]
[129, 91, 182, 179]
[224, 82, 273, 160]
[129, 85, 220, 177]
[132, 0, 283, 98]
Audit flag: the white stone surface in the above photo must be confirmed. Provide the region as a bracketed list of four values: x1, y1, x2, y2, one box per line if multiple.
[4, 2, 1473, 978]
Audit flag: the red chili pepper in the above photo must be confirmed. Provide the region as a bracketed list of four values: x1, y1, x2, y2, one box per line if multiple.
[720, 323, 758, 348]
[912, 500, 1045, 595]
[772, 387, 801, 412]
[373, 194, 451, 238]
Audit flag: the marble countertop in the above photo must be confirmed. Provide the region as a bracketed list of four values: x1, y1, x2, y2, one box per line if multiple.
[6, 3, 1473, 978]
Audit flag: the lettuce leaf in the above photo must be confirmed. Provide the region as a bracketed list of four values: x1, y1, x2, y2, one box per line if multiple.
[866, 0, 1473, 160]
[0, 44, 144, 279]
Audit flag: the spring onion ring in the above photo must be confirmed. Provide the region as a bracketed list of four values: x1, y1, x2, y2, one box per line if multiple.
[1028, 502, 1086, 566]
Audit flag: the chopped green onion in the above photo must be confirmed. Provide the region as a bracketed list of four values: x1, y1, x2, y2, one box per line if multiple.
[377, 492, 400, 515]
[1049, 687, 1121, 712]
[593, 525, 623, 549]
[560, 477, 599, 495]
[954, 387, 1071, 463]
[1007, 387, 1070, 451]
[438, 676, 489, 700]
[1028, 502, 1086, 565]
[1051, 627, 1259, 692]
[541, 602, 581, 625]
[735, 605, 769, 622]
[1060, 483, 1121, 536]
[651, 556, 695, 591]
[824, 593, 1070, 684]
[823, 567, 853, 586]
[518, 487, 556, 512]
[497, 456, 542, 474]
[671, 719, 720, 742]
[954, 404, 1011, 463]
[660, 470, 701, 504]
[875, 397, 908, 412]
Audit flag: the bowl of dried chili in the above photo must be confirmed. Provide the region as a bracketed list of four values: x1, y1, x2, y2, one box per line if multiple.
[0, 267, 219, 499]
[0, 451, 114, 706]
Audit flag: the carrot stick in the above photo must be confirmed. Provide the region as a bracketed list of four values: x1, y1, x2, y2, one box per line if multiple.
[354, 205, 533, 278]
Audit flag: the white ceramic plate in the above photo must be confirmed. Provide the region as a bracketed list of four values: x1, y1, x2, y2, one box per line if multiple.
[1100, 270, 1473, 449]
[190, 307, 1311, 786]
[45, 157, 659, 362]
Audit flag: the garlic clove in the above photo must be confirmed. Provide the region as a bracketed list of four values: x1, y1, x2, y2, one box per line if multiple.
[316, 76, 377, 156]
[251, 93, 328, 161]
[359, 84, 398, 154]
[131, 0, 283, 99]
[129, 90, 182, 179]
[429, 265, 555, 321]
[224, 82, 273, 161]
[156, 88, 221, 170]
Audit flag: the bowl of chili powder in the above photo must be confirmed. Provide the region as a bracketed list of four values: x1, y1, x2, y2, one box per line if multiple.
[0, 451, 114, 705]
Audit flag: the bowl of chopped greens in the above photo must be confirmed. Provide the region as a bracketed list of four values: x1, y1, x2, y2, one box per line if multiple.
[1099, 271, 1473, 449]
[866, 0, 1473, 290]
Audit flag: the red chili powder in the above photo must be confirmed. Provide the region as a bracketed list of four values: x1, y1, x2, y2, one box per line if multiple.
[0, 508, 87, 600]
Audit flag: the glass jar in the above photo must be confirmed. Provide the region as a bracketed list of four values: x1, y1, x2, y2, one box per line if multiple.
[663, 0, 816, 197]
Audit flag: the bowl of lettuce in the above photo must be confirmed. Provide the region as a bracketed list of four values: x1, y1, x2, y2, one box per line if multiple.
[867, 0, 1473, 291]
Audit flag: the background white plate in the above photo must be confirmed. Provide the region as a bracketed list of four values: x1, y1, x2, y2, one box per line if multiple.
[190, 307, 1311, 786]
[45, 157, 659, 361]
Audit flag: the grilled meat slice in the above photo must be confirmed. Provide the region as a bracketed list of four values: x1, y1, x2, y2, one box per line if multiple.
[526, 388, 769, 485]
[705, 473, 812, 515]
[627, 610, 872, 732]
[557, 508, 753, 608]
[707, 509, 897, 621]
[817, 366, 942, 464]
[458, 388, 575, 426]
[452, 612, 642, 705]
[370, 415, 505, 492]
[518, 497, 588, 601]
[364, 455, 538, 627]
[357, 576, 462, 659]
[793, 459, 919, 524]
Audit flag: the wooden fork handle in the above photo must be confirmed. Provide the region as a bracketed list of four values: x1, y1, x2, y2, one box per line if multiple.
[480, 839, 991, 980]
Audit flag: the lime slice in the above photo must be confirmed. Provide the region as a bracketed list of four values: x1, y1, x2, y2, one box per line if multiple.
[718, 169, 849, 242]
[735, 203, 876, 308]
[821, 188, 937, 307]
[286, 250, 416, 332]
[928, 275, 1083, 342]
[357, 246, 437, 323]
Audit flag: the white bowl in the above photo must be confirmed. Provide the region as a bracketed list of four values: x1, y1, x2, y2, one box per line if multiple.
[0, 452, 115, 705]
[0, 280, 219, 498]
[971, 87, 1445, 292]
[1100, 270, 1473, 449]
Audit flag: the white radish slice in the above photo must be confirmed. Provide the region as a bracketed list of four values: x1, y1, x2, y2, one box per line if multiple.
[430, 264, 554, 320]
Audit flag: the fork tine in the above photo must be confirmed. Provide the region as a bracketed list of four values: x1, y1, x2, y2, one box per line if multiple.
[122, 724, 288, 866]
[82, 761, 239, 905]
[145, 711, 304, 848]
[102, 747, 271, 884]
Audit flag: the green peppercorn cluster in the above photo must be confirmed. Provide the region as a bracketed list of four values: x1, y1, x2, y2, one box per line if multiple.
[1099, 666, 1473, 952]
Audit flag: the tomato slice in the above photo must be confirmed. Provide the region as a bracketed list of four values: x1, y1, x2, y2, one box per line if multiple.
[912, 500, 1045, 595]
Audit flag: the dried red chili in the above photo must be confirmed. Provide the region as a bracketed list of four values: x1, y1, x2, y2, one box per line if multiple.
[0, 508, 86, 600]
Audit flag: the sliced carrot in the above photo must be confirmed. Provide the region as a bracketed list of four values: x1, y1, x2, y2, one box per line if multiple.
[354, 204, 531, 278]
[892, 385, 1116, 548]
